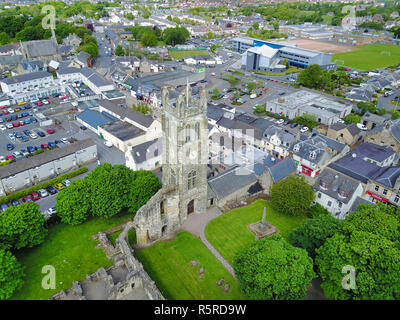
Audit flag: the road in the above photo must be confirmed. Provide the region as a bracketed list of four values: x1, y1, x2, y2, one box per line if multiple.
[377, 87, 400, 111]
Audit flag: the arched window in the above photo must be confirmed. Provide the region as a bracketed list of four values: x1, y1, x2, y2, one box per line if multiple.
[185, 124, 191, 143]
[195, 122, 200, 140]
[187, 170, 197, 190]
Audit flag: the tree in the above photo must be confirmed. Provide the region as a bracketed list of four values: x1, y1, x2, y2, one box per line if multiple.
[212, 88, 220, 96]
[115, 45, 125, 56]
[315, 230, 400, 300]
[283, 58, 289, 69]
[344, 113, 361, 124]
[0, 32, 11, 45]
[234, 235, 315, 300]
[247, 81, 257, 92]
[307, 203, 330, 218]
[128, 170, 162, 212]
[82, 42, 98, 58]
[297, 64, 330, 90]
[55, 179, 92, 225]
[0, 203, 47, 251]
[270, 176, 315, 216]
[377, 108, 386, 116]
[141, 31, 158, 47]
[162, 26, 190, 46]
[0, 250, 24, 300]
[85, 164, 137, 218]
[289, 215, 342, 259]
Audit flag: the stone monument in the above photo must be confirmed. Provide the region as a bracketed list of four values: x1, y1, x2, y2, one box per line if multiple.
[248, 207, 278, 239]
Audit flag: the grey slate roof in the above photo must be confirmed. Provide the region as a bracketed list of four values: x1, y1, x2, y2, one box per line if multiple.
[251, 118, 274, 131]
[374, 166, 400, 188]
[131, 138, 162, 165]
[207, 105, 227, 122]
[22, 39, 57, 58]
[99, 99, 154, 128]
[329, 122, 360, 136]
[268, 157, 296, 182]
[0, 71, 52, 85]
[99, 120, 145, 141]
[208, 166, 258, 200]
[349, 196, 374, 213]
[0, 55, 23, 66]
[352, 142, 395, 162]
[315, 167, 360, 204]
[0, 139, 96, 179]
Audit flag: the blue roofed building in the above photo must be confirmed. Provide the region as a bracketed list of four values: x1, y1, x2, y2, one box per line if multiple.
[76, 109, 116, 134]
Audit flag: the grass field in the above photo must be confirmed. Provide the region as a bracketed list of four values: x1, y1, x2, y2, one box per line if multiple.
[11, 212, 134, 300]
[169, 50, 209, 59]
[332, 44, 400, 70]
[205, 199, 308, 264]
[135, 232, 246, 300]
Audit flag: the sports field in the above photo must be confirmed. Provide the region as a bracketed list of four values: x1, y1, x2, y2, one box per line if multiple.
[169, 50, 209, 59]
[332, 44, 400, 70]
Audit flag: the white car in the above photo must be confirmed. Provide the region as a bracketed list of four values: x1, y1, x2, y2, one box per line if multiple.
[104, 141, 112, 147]
[8, 133, 15, 140]
[7, 108, 14, 113]
[29, 132, 38, 139]
[356, 123, 368, 130]
[47, 207, 57, 215]
[42, 99, 49, 105]
[38, 189, 49, 198]
[6, 123, 13, 129]
[62, 179, 71, 187]
[61, 138, 70, 144]
[250, 93, 257, 99]
[0, 156, 5, 163]
[276, 119, 285, 125]
[300, 126, 309, 133]
[337, 119, 345, 124]
[0, 124, 6, 131]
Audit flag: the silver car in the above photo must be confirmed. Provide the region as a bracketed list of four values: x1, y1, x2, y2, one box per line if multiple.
[38, 189, 49, 197]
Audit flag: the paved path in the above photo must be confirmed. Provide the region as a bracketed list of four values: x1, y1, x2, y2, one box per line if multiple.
[182, 207, 236, 279]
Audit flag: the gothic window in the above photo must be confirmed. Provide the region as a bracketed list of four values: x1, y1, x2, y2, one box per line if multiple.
[187, 170, 197, 190]
[185, 124, 191, 143]
[195, 122, 200, 140]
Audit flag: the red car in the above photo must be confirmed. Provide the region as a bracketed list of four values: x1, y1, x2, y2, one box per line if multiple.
[2, 110, 9, 115]
[31, 192, 40, 201]
[36, 101, 43, 106]
[0, 105, 7, 109]
[12, 122, 20, 127]
[46, 128, 55, 134]
[41, 144, 50, 150]
[48, 99, 53, 103]
[59, 96, 68, 100]
[22, 195, 33, 203]
[19, 120, 25, 126]
[6, 155, 14, 160]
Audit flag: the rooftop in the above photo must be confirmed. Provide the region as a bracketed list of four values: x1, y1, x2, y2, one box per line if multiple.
[100, 120, 144, 141]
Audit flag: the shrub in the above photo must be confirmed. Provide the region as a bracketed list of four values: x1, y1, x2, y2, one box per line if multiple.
[0, 249, 24, 300]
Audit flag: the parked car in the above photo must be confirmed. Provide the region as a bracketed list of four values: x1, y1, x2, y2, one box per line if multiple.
[47, 207, 57, 216]
[300, 126, 309, 133]
[22, 195, 33, 203]
[12, 121, 19, 127]
[54, 183, 65, 191]
[104, 140, 112, 147]
[6, 123, 13, 129]
[30, 117, 37, 123]
[54, 139, 62, 144]
[0, 124, 6, 131]
[41, 144, 50, 150]
[290, 123, 298, 128]
[31, 192, 40, 201]
[38, 189, 49, 198]
[276, 119, 285, 125]
[27, 146, 34, 153]
[37, 130, 45, 137]
[62, 179, 71, 187]
[1, 203, 9, 212]
[29, 132, 38, 139]
[46, 128, 55, 134]
[20, 149, 29, 157]
[0, 156, 5, 163]
[6, 154, 14, 160]
[12, 151, 22, 158]
[80, 125, 87, 130]
[47, 186, 57, 195]
[24, 119, 30, 125]
[48, 142, 57, 149]
[357, 123, 368, 130]
[61, 138, 70, 144]
[11, 199, 20, 206]
[6, 143, 14, 151]
[21, 136, 29, 142]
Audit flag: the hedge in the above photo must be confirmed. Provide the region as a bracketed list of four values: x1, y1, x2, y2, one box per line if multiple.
[0, 167, 88, 206]
[0, 159, 15, 167]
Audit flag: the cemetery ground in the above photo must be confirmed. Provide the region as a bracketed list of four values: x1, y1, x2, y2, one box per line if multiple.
[11, 211, 134, 300]
[134, 232, 246, 300]
[205, 199, 308, 264]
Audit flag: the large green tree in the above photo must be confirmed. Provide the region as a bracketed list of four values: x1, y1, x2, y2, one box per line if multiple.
[0, 250, 24, 300]
[297, 64, 331, 90]
[269, 176, 315, 216]
[55, 179, 92, 225]
[234, 235, 315, 300]
[128, 170, 162, 213]
[0, 32, 11, 45]
[0, 203, 47, 251]
[115, 45, 125, 56]
[141, 31, 158, 47]
[162, 26, 190, 46]
[315, 230, 400, 300]
[289, 214, 342, 259]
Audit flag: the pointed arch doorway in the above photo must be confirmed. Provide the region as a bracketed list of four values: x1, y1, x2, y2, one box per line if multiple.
[187, 199, 194, 215]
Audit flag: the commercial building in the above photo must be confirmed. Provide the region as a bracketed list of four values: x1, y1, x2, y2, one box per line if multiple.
[232, 36, 335, 70]
[0, 139, 97, 196]
[266, 90, 352, 125]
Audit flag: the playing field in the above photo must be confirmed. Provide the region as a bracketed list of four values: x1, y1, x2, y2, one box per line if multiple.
[135, 232, 246, 300]
[332, 44, 400, 70]
[169, 50, 209, 59]
[205, 199, 308, 264]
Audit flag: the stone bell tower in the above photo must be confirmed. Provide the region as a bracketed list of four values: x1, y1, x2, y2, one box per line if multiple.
[133, 84, 208, 247]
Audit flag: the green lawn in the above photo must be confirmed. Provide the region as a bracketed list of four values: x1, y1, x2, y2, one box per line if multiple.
[135, 232, 246, 300]
[332, 44, 400, 70]
[11, 212, 134, 300]
[169, 50, 209, 59]
[205, 199, 308, 264]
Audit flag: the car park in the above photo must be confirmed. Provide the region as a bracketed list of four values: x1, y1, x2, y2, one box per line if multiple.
[31, 192, 40, 201]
